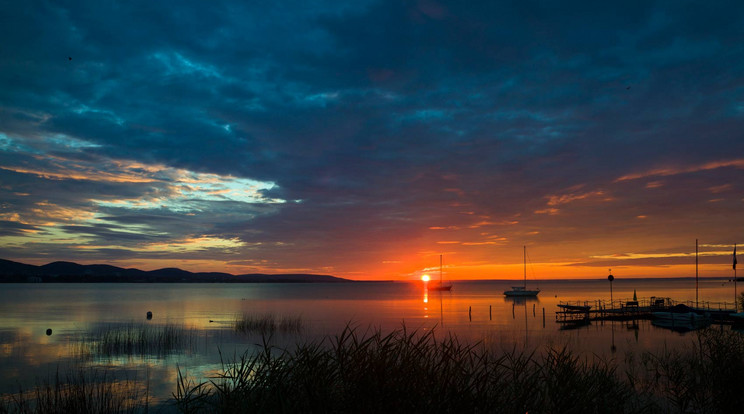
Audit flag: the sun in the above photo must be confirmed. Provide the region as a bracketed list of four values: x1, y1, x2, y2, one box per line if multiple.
[421, 274, 430, 282]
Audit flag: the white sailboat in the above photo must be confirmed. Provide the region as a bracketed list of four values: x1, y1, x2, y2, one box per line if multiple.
[504, 246, 540, 297]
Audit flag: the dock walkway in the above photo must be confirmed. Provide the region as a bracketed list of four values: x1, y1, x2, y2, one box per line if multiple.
[556, 296, 739, 324]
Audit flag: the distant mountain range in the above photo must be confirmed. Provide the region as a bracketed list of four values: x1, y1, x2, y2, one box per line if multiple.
[0, 259, 351, 283]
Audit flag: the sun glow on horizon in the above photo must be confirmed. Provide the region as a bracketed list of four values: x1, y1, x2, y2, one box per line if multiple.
[421, 274, 430, 282]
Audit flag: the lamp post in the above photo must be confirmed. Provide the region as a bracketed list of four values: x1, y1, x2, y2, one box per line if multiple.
[608, 269, 614, 309]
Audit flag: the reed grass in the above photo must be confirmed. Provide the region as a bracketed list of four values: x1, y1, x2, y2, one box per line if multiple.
[0, 367, 148, 414]
[633, 327, 744, 413]
[77, 322, 199, 358]
[5, 324, 743, 413]
[232, 313, 304, 335]
[173, 326, 744, 413]
[174, 325, 637, 413]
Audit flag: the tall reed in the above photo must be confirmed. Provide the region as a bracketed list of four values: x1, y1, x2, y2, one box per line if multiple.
[635, 327, 744, 412]
[77, 322, 199, 358]
[174, 325, 637, 413]
[232, 313, 303, 335]
[1, 367, 148, 414]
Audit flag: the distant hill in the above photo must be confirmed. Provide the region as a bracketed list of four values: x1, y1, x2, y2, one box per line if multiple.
[0, 259, 351, 283]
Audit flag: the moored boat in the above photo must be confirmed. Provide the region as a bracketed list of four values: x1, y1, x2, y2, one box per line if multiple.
[429, 254, 452, 291]
[652, 304, 711, 332]
[557, 303, 591, 312]
[504, 246, 539, 297]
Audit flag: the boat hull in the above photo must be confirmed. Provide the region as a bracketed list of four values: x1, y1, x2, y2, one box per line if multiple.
[557, 304, 590, 311]
[504, 289, 540, 297]
[652, 311, 711, 332]
[429, 285, 452, 291]
[652, 311, 706, 321]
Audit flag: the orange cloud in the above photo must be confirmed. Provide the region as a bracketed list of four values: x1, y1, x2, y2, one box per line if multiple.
[615, 158, 744, 182]
[645, 181, 663, 188]
[546, 190, 607, 206]
[709, 184, 732, 193]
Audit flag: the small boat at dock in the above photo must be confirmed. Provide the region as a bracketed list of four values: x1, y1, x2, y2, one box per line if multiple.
[652, 304, 703, 320]
[652, 304, 711, 332]
[557, 303, 591, 312]
[504, 246, 539, 297]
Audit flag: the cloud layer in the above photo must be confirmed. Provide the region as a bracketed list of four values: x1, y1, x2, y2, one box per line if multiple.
[1, 1, 743, 279]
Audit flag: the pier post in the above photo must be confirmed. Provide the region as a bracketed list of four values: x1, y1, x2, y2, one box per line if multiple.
[542, 307, 545, 328]
[469, 306, 471, 321]
[489, 305, 492, 320]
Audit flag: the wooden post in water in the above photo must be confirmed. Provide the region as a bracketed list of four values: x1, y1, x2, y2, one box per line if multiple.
[542, 307, 545, 328]
[489, 305, 492, 320]
[734, 244, 738, 312]
[469, 306, 471, 321]
[533, 303, 536, 317]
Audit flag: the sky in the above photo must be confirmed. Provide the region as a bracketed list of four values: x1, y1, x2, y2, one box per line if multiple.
[1, 0, 743, 280]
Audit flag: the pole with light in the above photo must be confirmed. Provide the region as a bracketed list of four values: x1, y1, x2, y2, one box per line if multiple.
[608, 269, 614, 309]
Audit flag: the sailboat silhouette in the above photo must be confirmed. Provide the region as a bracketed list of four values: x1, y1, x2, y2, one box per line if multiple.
[429, 255, 452, 291]
[504, 246, 540, 297]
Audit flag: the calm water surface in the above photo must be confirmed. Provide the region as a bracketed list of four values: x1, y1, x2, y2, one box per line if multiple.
[0, 278, 739, 406]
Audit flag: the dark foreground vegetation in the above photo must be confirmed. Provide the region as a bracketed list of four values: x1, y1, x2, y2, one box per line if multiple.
[0, 368, 146, 414]
[3, 326, 744, 413]
[76, 322, 200, 358]
[173, 326, 744, 413]
[233, 313, 304, 335]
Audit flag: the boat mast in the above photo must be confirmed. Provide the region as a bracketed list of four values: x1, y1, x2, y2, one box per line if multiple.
[440, 254, 443, 286]
[523, 245, 527, 288]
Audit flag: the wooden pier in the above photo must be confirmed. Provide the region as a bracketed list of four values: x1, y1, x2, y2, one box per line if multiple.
[556, 296, 740, 325]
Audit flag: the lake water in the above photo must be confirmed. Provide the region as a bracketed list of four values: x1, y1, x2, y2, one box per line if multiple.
[0, 278, 740, 407]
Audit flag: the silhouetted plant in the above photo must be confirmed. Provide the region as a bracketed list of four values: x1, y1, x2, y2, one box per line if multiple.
[637, 328, 744, 413]
[173, 325, 640, 413]
[6, 325, 743, 413]
[232, 313, 303, 335]
[0, 367, 147, 414]
[77, 322, 199, 358]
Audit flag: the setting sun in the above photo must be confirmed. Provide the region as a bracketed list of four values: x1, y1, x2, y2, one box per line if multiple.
[421, 274, 430, 282]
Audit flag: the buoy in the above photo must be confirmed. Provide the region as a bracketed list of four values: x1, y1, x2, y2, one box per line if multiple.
[146, 311, 153, 320]
[46, 328, 52, 336]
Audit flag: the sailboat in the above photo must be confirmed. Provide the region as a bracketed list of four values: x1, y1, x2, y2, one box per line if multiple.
[429, 254, 452, 291]
[504, 246, 540, 297]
